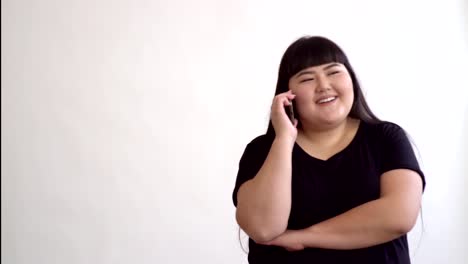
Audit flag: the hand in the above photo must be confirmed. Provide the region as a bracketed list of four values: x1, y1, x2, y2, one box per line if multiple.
[271, 90, 298, 142]
[260, 230, 305, 252]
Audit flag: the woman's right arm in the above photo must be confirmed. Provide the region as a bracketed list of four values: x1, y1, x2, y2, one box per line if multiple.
[236, 91, 297, 243]
[236, 137, 294, 243]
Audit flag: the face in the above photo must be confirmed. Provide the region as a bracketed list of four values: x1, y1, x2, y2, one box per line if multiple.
[288, 62, 354, 127]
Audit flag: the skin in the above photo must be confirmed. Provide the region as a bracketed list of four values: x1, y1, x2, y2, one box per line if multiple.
[288, 62, 358, 161]
[236, 62, 423, 250]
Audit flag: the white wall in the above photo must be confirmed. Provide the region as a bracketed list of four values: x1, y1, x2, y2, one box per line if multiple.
[2, 0, 467, 263]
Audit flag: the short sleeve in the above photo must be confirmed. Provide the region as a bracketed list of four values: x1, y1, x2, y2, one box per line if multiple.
[232, 135, 273, 207]
[380, 122, 426, 191]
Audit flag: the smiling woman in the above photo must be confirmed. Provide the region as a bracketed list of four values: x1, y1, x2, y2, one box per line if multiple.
[288, 62, 354, 132]
[232, 36, 426, 264]
[267, 36, 380, 136]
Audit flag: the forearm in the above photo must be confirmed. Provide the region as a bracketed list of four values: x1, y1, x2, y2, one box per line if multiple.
[236, 137, 294, 242]
[300, 197, 417, 250]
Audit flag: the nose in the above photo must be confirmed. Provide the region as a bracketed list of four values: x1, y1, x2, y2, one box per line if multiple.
[316, 75, 331, 93]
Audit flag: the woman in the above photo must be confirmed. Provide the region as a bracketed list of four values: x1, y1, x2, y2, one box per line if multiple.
[232, 36, 426, 263]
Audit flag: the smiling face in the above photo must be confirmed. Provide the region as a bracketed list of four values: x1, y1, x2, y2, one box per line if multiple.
[288, 62, 354, 128]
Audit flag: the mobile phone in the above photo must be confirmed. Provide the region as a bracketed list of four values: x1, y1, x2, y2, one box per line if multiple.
[286, 100, 295, 123]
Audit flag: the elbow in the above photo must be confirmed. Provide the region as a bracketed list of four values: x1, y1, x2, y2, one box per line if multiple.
[249, 227, 286, 244]
[391, 215, 418, 236]
[398, 219, 417, 234]
[236, 210, 287, 243]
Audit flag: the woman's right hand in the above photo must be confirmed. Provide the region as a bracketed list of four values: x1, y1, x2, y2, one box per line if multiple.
[271, 90, 298, 143]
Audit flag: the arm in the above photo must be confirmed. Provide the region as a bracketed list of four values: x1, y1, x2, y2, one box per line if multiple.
[236, 137, 294, 243]
[264, 169, 423, 250]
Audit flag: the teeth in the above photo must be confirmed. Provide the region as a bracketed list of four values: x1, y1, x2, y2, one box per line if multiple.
[318, 97, 336, 104]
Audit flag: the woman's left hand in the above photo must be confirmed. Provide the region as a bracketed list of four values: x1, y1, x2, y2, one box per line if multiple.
[260, 230, 305, 251]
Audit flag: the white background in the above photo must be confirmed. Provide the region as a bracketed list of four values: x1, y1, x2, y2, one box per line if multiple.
[2, 0, 468, 263]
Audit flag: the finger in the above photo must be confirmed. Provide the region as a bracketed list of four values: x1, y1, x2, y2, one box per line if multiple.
[273, 92, 295, 104]
[282, 98, 291, 107]
[285, 98, 294, 106]
[273, 96, 292, 111]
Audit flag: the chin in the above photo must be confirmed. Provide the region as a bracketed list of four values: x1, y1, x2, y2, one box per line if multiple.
[302, 107, 351, 128]
[320, 115, 347, 125]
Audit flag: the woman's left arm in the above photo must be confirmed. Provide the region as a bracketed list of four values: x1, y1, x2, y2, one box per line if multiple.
[262, 168, 423, 250]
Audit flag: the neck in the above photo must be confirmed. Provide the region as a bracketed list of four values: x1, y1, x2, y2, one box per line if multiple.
[299, 118, 355, 146]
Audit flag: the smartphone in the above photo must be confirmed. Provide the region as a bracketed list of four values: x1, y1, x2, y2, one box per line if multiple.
[286, 100, 295, 123]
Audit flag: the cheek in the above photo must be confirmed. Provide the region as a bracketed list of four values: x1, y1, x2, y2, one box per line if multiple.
[289, 85, 307, 101]
[291, 83, 313, 96]
[344, 85, 354, 99]
[293, 89, 314, 106]
[346, 90, 355, 108]
[341, 88, 354, 105]
[338, 79, 354, 99]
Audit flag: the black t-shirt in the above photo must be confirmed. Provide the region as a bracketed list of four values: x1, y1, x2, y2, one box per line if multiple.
[232, 121, 426, 264]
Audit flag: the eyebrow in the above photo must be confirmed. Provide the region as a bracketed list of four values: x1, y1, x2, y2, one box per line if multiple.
[295, 63, 341, 78]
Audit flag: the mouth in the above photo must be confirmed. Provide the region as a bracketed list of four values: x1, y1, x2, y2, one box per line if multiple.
[316, 96, 337, 104]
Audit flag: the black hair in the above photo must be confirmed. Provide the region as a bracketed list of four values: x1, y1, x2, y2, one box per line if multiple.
[266, 36, 380, 136]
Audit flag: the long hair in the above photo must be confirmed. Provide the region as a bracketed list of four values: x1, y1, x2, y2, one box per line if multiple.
[266, 36, 380, 137]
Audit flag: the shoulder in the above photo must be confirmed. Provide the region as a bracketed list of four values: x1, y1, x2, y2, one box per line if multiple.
[250, 133, 274, 144]
[243, 134, 274, 153]
[379, 121, 405, 134]
[361, 120, 406, 138]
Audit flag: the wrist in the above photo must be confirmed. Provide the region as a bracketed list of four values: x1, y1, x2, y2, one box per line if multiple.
[273, 136, 296, 148]
[300, 225, 319, 248]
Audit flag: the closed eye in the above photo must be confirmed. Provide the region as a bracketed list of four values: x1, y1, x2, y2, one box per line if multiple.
[328, 71, 340, 75]
[300, 78, 315, 83]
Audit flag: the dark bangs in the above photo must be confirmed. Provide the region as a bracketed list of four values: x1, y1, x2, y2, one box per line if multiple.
[277, 36, 350, 91]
